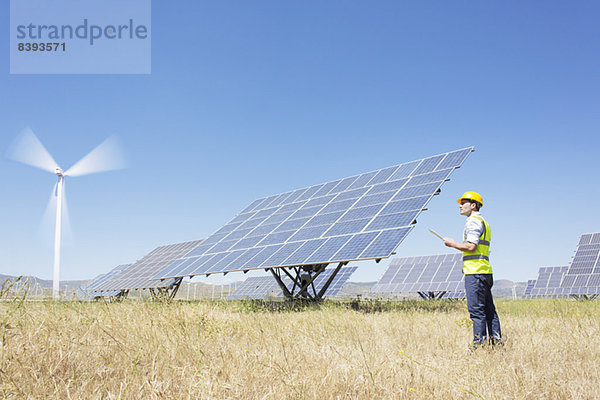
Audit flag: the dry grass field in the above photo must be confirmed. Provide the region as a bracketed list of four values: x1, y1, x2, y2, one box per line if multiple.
[1, 288, 599, 399]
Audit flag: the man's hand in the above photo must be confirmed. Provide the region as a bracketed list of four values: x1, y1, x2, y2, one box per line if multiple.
[444, 238, 458, 248]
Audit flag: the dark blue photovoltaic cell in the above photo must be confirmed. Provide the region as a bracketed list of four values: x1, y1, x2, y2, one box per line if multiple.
[242, 245, 284, 269]
[329, 176, 359, 194]
[154, 148, 473, 280]
[303, 194, 336, 209]
[258, 231, 295, 246]
[366, 179, 409, 196]
[405, 169, 452, 187]
[224, 228, 253, 241]
[228, 247, 265, 269]
[333, 187, 370, 202]
[289, 206, 322, 220]
[388, 160, 420, 181]
[207, 250, 247, 273]
[305, 211, 345, 227]
[185, 243, 216, 258]
[318, 199, 358, 214]
[353, 191, 396, 208]
[283, 239, 328, 265]
[339, 205, 384, 222]
[393, 182, 442, 201]
[248, 223, 279, 237]
[365, 212, 415, 231]
[435, 148, 471, 171]
[325, 219, 371, 236]
[278, 201, 307, 213]
[360, 228, 411, 259]
[313, 181, 341, 198]
[296, 184, 325, 201]
[215, 222, 242, 235]
[181, 255, 215, 276]
[261, 242, 306, 268]
[263, 211, 295, 225]
[238, 217, 267, 230]
[207, 240, 236, 253]
[289, 225, 330, 241]
[368, 166, 400, 185]
[411, 155, 445, 176]
[283, 189, 309, 205]
[274, 217, 311, 232]
[230, 236, 263, 250]
[305, 235, 352, 263]
[380, 196, 429, 215]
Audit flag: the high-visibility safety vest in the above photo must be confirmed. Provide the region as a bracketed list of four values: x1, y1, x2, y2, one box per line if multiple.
[462, 214, 492, 275]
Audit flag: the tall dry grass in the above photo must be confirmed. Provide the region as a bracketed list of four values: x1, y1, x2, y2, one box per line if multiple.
[0, 290, 598, 399]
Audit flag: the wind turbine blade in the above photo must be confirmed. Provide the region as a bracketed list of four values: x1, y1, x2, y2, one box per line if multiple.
[65, 135, 126, 177]
[6, 128, 60, 174]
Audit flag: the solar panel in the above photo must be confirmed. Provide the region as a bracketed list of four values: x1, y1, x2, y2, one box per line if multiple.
[94, 240, 204, 292]
[155, 147, 473, 281]
[560, 233, 600, 296]
[371, 253, 465, 298]
[523, 279, 536, 298]
[528, 266, 569, 298]
[228, 277, 282, 299]
[88, 263, 131, 297]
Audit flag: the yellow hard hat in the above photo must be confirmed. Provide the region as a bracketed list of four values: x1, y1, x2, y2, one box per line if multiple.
[457, 192, 483, 206]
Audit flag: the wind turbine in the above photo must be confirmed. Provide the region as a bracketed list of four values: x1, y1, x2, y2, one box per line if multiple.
[7, 128, 126, 299]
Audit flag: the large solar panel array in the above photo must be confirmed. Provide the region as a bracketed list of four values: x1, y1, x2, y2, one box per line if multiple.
[155, 148, 473, 280]
[371, 253, 465, 295]
[228, 266, 358, 299]
[94, 240, 203, 292]
[560, 232, 600, 296]
[527, 266, 569, 298]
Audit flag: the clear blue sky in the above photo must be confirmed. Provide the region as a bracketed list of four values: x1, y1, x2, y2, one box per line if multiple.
[1, 1, 599, 285]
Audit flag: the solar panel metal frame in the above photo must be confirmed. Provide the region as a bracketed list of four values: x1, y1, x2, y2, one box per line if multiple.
[523, 279, 536, 298]
[94, 240, 204, 292]
[371, 253, 465, 296]
[560, 232, 600, 296]
[155, 147, 474, 281]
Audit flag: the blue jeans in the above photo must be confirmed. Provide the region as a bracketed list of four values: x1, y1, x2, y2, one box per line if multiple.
[464, 274, 501, 343]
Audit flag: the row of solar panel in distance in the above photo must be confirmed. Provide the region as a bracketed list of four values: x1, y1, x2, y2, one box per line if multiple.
[155, 149, 473, 280]
[93, 241, 203, 292]
[526, 287, 600, 297]
[372, 281, 464, 293]
[374, 254, 463, 285]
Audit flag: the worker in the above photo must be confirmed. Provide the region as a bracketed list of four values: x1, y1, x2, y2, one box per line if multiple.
[443, 192, 502, 348]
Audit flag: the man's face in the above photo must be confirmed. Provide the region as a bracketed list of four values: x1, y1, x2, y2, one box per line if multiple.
[459, 200, 476, 216]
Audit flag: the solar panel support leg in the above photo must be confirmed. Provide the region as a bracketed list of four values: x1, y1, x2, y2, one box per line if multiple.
[316, 262, 344, 300]
[270, 268, 293, 298]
